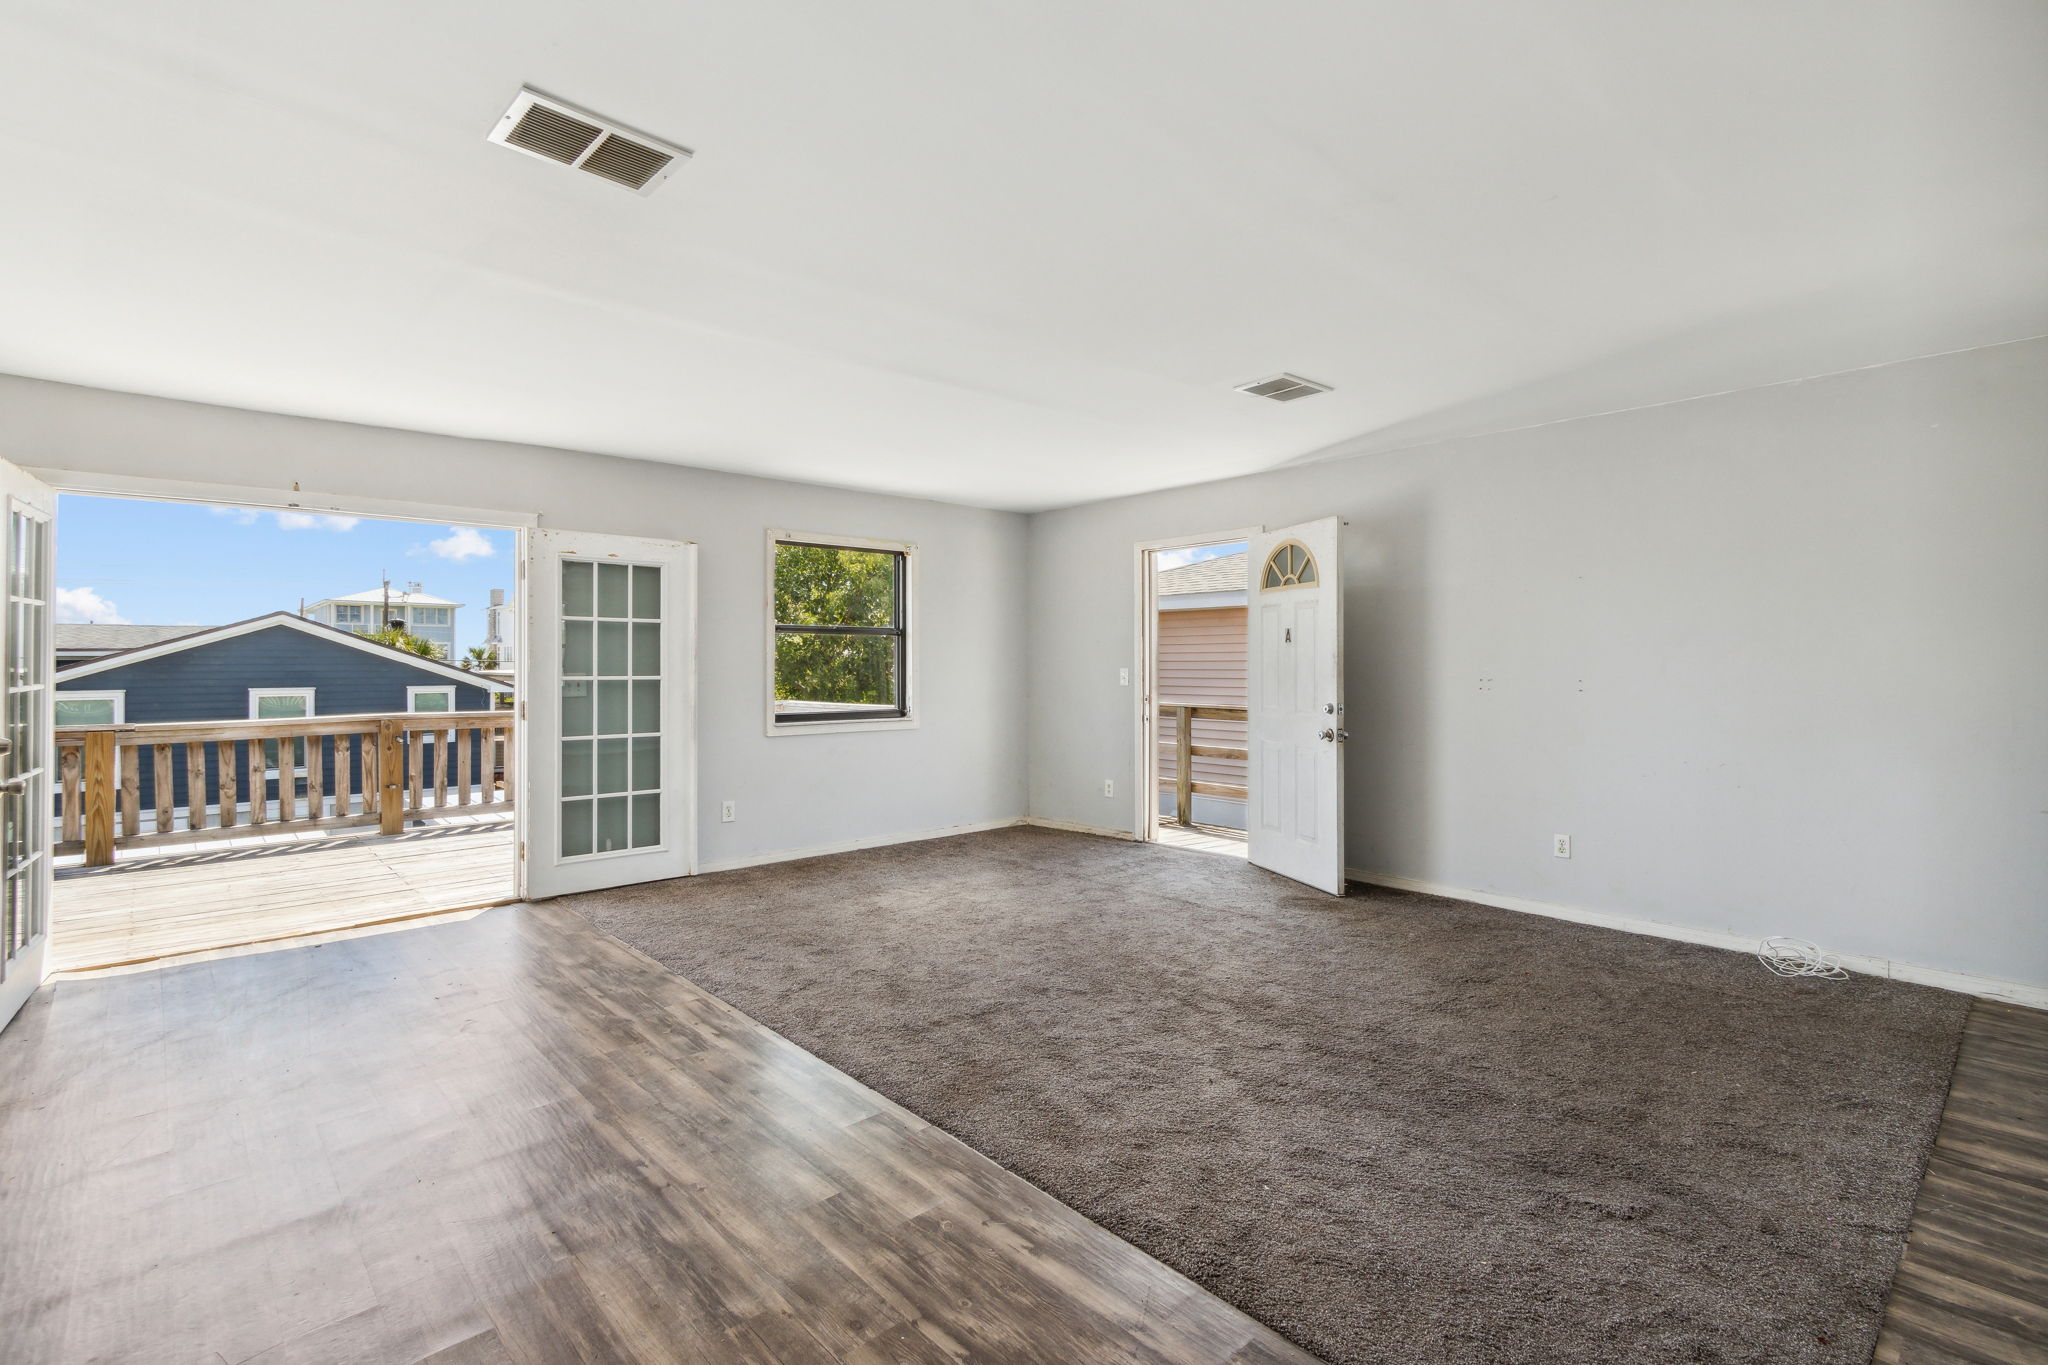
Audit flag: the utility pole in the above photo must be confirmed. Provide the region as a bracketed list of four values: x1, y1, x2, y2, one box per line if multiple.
[381, 573, 391, 631]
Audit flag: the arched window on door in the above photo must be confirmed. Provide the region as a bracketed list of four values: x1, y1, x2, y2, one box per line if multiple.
[1260, 540, 1318, 590]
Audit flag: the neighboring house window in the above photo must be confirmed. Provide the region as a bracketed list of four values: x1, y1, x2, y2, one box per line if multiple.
[332, 603, 369, 631]
[249, 688, 315, 777]
[769, 533, 914, 730]
[54, 690, 124, 727]
[410, 606, 454, 657]
[408, 686, 456, 713]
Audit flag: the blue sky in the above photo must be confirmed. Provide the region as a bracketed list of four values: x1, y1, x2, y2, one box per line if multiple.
[55, 495, 517, 653]
[1155, 540, 1245, 571]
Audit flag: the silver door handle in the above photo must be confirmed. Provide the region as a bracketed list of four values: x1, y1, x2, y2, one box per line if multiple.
[1317, 729, 1349, 744]
[0, 777, 27, 797]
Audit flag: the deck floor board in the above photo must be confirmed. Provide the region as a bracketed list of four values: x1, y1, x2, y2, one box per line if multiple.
[51, 816, 516, 971]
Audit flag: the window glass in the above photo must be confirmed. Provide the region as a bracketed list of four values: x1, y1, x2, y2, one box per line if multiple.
[55, 697, 115, 727]
[558, 556, 665, 858]
[251, 692, 311, 773]
[410, 690, 453, 713]
[772, 541, 907, 723]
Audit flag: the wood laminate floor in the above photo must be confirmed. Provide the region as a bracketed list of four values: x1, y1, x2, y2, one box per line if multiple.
[49, 814, 516, 972]
[1875, 998, 2048, 1363]
[0, 901, 1317, 1365]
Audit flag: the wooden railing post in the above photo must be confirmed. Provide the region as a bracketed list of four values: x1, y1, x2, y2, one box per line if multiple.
[83, 729, 116, 867]
[1175, 706, 1194, 827]
[378, 717, 404, 836]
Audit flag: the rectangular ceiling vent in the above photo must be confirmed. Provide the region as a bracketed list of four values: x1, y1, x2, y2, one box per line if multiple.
[1237, 373, 1333, 402]
[488, 87, 691, 196]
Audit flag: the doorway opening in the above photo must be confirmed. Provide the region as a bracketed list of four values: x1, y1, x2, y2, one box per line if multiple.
[1140, 536, 1249, 859]
[44, 492, 523, 973]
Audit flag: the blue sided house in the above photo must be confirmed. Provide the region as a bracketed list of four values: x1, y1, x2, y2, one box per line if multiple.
[56, 611, 495, 813]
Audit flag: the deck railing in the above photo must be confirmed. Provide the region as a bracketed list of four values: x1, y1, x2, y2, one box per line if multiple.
[55, 711, 515, 866]
[1156, 701, 1248, 827]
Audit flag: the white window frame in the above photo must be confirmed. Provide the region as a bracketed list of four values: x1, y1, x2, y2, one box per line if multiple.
[407, 685, 457, 713]
[764, 529, 918, 736]
[248, 687, 315, 778]
[53, 689, 125, 726]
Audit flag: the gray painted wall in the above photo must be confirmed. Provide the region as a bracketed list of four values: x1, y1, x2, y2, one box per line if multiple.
[1027, 337, 2048, 989]
[2, 375, 1030, 868]
[5, 337, 2040, 988]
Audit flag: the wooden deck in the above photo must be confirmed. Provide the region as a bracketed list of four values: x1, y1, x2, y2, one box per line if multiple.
[1155, 820, 1249, 859]
[50, 813, 516, 972]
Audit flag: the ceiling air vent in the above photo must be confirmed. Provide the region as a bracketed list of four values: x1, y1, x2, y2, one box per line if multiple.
[1236, 373, 1332, 402]
[488, 87, 691, 196]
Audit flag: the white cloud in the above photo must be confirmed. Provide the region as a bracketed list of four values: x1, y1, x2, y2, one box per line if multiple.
[55, 586, 128, 624]
[208, 506, 359, 531]
[428, 526, 496, 561]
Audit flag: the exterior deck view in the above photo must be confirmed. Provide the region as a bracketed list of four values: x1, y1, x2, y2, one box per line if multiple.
[48, 708, 517, 970]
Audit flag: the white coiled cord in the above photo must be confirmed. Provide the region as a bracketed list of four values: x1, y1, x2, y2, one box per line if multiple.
[1757, 936, 1848, 981]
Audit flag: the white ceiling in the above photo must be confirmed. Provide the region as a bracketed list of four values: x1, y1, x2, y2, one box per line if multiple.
[3, 2, 2043, 511]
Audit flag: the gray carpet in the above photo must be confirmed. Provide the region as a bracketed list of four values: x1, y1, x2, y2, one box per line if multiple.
[560, 827, 1967, 1365]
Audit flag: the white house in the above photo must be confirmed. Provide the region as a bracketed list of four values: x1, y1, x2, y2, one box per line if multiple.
[303, 584, 460, 659]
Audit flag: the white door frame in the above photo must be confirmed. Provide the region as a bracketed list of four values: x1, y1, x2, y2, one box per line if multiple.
[1130, 525, 1262, 841]
[31, 467, 538, 902]
[521, 528, 698, 899]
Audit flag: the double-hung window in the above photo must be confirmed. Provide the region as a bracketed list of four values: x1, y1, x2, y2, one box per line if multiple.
[768, 533, 913, 731]
[248, 688, 314, 778]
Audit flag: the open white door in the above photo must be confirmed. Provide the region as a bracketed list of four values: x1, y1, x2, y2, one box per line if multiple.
[0, 459, 56, 1031]
[1246, 516, 1345, 894]
[521, 529, 696, 899]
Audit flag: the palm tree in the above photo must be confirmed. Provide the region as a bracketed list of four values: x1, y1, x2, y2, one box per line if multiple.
[365, 624, 438, 658]
[463, 645, 500, 671]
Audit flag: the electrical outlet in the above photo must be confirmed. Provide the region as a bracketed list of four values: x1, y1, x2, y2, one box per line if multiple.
[1553, 834, 1570, 859]
[721, 801, 736, 823]
[1103, 779, 1115, 798]
[1119, 667, 1130, 686]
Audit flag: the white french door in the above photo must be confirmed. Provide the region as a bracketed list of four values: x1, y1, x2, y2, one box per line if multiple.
[521, 529, 696, 899]
[0, 459, 56, 1032]
[1245, 516, 1346, 895]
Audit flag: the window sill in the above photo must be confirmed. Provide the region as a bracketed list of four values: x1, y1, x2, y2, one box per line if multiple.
[765, 714, 918, 737]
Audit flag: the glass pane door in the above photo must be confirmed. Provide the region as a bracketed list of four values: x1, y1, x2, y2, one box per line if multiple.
[522, 530, 694, 899]
[558, 559, 664, 858]
[0, 475, 55, 1033]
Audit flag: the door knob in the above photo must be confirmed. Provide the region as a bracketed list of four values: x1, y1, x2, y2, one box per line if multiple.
[1318, 728, 1349, 744]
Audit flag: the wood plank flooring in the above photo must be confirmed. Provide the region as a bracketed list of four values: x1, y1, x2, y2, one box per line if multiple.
[49, 815, 515, 971]
[0, 902, 1318, 1365]
[1875, 998, 2048, 1363]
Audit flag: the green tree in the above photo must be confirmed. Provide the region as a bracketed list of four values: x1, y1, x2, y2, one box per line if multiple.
[462, 645, 499, 671]
[366, 623, 439, 658]
[773, 544, 899, 706]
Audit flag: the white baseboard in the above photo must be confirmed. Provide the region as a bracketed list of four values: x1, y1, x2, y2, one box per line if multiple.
[1347, 869, 2047, 1010]
[1021, 816, 1139, 840]
[698, 817, 1027, 874]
